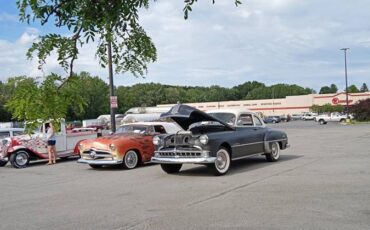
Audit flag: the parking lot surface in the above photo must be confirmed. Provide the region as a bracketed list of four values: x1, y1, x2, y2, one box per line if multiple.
[1, 121, 369, 230]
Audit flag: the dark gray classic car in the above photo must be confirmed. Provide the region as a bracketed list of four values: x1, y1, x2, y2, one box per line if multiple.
[151, 105, 289, 175]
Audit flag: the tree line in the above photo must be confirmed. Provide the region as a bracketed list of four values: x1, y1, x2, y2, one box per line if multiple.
[0, 71, 368, 122]
[319, 83, 368, 94]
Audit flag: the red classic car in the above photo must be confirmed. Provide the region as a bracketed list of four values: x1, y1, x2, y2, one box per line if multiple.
[77, 122, 182, 169]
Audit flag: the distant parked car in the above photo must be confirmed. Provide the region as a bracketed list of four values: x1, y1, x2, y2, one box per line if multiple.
[291, 114, 302, 120]
[264, 116, 281, 124]
[0, 128, 25, 166]
[315, 113, 352, 125]
[301, 112, 317, 121]
[0, 128, 25, 139]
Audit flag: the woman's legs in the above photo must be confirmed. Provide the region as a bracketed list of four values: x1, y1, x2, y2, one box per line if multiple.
[52, 145, 57, 164]
[47, 145, 53, 164]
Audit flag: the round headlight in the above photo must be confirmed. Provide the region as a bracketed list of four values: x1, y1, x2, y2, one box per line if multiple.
[199, 135, 209, 145]
[2, 139, 9, 146]
[109, 144, 116, 151]
[153, 136, 161, 145]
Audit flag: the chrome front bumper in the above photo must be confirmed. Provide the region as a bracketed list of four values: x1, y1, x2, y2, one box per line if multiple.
[77, 158, 122, 165]
[151, 156, 216, 164]
[0, 156, 8, 161]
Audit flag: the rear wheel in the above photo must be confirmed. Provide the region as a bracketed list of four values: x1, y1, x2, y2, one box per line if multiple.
[122, 150, 139, 169]
[209, 147, 231, 176]
[319, 119, 326, 125]
[10, 150, 30, 168]
[89, 164, 103, 169]
[340, 118, 346, 123]
[265, 142, 280, 162]
[160, 164, 182, 174]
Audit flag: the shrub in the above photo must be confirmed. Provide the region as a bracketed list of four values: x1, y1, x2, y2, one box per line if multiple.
[350, 98, 370, 121]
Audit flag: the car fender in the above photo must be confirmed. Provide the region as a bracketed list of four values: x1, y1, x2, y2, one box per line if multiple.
[263, 130, 288, 153]
[7, 145, 44, 159]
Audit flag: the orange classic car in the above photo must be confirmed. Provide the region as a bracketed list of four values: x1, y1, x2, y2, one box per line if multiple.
[77, 122, 182, 169]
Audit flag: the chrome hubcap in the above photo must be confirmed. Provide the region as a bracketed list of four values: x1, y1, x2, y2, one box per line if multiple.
[215, 150, 229, 172]
[125, 151, 138, 168]
[271, 143, 279, 159]
[16, 152, 28, 166]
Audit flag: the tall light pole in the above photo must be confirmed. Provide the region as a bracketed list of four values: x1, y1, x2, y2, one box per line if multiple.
[340, 48, 349, 119]
[108, 41, 116, 132]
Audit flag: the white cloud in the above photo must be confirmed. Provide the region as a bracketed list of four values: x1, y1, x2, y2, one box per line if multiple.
[1, 0, 370, 91]
[0, 12, 18, 22]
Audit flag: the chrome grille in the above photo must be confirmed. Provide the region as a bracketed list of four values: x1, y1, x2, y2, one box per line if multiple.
[82, 149, 112, 160]
[164, 134, 194, 147]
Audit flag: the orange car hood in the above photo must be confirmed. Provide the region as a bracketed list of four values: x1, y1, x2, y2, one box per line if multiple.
[81, 133, 146, 149]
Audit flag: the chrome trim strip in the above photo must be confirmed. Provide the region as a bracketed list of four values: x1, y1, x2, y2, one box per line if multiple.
[154, 150, 207, 154]
[0, 157, 8, 161]
[151, 156, 216, 164]
[232, 142, 264, 148]
[232, 152, 265, 161]
[77, 158, 122, 165]
[265, 138, 288, 143]
[232, 138, 288, 148]
[81, 153, 112, 158]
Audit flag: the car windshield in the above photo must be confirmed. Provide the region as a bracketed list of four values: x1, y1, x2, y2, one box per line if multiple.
[208, 112, 236, 125]
[116, 125, 148, 134]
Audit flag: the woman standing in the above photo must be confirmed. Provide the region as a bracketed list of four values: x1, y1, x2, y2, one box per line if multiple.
[46, 123, 57, 165]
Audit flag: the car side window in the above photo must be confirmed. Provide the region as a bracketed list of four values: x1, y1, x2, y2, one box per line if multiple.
[0, 132, 10, 139]
[253, 116, 263, 126]
[154, 125, 166, 134]
[237, 114, 254, 126]
[13, 131, 25, 136]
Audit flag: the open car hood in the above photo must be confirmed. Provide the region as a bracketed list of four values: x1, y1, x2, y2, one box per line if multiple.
[160, 104, 234, 131]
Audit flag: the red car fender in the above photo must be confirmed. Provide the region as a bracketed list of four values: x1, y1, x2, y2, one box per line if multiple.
[6, 145, 45, 159]
[74, 140, 85, 155]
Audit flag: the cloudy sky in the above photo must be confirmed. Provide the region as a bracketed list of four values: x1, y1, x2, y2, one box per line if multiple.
[0, 0, 369, 92]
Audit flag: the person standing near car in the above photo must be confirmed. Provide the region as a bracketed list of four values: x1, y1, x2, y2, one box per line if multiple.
[46, 123, 57, 165]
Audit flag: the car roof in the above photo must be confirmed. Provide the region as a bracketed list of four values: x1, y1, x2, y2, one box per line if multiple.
[206, 109, 255, 117]
[0, 128, 25, 132]
[119, 122, 182, 129]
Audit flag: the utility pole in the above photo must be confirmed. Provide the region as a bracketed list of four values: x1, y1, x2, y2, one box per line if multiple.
[108, 41, 116, 132]
[340, 48, 350, 119]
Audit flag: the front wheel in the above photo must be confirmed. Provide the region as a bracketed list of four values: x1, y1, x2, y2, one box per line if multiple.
[10, 150, 30, 168]
[122, 150, 139, 169]
[265, 142, 280, 162]
[160, 164, 182, 174]
[0, 160, 8, 167]
[209, 147, 231, 176]
[319, 119, 326, 125]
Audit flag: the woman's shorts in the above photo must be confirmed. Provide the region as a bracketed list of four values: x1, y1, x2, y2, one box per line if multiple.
[47, 140, 56, 146]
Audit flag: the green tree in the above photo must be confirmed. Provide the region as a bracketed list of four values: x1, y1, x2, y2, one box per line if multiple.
[347, 85, 360, 93]
[360, 83, 369, 92]
[63, 72, 110, 120]
[330, 84, 338, 93]
[350, 98, 370, 121]
[15, 0, 240, 123]
[319, 84, 337, 94]
[310, 103, 344, 113]
[6, 75, 85, 131]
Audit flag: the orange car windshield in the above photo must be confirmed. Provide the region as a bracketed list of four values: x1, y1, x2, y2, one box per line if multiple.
[116, 125, 148, 134]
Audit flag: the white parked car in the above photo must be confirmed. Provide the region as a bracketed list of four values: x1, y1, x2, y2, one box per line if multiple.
[315, 113, 352, 125]
[0, 128, 25, 139]
[301, 112, 318, 121]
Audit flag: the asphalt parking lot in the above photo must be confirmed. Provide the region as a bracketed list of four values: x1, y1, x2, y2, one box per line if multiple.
[1, 120, 369, 230]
